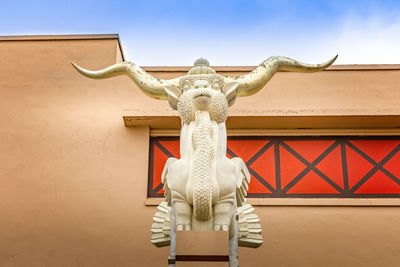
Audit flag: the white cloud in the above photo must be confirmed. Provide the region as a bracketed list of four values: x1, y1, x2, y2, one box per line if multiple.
[120, 14, 400, 66]
[332, 17, 400, 64]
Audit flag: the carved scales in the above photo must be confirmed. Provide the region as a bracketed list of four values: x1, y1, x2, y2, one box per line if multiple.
[192, 111, 214, 220]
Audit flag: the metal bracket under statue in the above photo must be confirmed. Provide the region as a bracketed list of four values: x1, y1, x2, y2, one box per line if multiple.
[72, 54, 337, 266]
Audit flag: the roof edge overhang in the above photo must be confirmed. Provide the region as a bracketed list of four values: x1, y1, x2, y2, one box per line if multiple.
[142, 64, 400, 72]
[123, 114, 400, 130]
[0, 33, 125, 61]
[0, 33, 120, 41]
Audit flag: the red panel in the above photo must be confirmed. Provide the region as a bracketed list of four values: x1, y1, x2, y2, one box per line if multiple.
[158, 140, 180, 158]
[384, 151, 400, 178]
[250, 145, 276, 189]
[284, 140, 335, 163]
[153, 145, 168, 193]
[346, 145, 374, 189]
[350, 140, 400, 163]
[287, 171, 340, 194]
[280, 145, 306, 188]
[248, 174, 272, 193]
[355, 170, 400, 194]
[149, 137, 400, 197]
[315, 146, 344, 189]
[227, 140, 269, 162]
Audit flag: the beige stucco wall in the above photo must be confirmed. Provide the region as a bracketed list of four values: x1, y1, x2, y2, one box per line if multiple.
[0, 36, 400, 267]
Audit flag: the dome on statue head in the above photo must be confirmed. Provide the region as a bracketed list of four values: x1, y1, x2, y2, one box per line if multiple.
[188, 58, 216, 75]
[194, 58, 210, 67]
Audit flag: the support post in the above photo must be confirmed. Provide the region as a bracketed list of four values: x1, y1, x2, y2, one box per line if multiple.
[169, 211, 176, 267]
[229, 211, 239, 267]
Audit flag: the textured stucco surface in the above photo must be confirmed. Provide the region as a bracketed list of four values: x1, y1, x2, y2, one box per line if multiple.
[0, 37, 400, 266]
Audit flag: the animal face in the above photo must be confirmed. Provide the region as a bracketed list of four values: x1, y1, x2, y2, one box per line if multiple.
[164, 78, 239, 124]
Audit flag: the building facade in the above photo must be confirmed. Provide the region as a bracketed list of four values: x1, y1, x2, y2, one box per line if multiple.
[1, 35, 400, 266]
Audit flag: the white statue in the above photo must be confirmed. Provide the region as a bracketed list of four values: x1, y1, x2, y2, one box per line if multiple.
[72, 55, 337, 248]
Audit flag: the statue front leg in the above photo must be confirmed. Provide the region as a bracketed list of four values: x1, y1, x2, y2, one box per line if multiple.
[171, 190, 192, 231]
[213, 193, 235, 231]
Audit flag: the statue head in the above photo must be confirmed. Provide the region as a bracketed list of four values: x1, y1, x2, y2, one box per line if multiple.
[71, 55, 337, 124]
[163, 58, 239, 123]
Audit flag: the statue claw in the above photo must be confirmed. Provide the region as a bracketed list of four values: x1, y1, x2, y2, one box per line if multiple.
[214, 224, 229, 231]
[176, 224, 192, 231]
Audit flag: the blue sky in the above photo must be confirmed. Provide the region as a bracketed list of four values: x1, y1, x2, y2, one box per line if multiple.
[1, 0, 400, 65]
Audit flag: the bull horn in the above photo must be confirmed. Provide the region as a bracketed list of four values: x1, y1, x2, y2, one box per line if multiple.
[224, 55, 338, 97]
[71, 62, 180, 100]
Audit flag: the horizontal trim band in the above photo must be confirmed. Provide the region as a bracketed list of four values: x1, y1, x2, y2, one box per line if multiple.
[124, 114, 400, 129]
[150, 128, 400, 137]
[175, 255, 229, 262]
[144, 198, 400, 206]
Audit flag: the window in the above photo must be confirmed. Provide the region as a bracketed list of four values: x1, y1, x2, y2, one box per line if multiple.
[148, 136, 400, 198]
